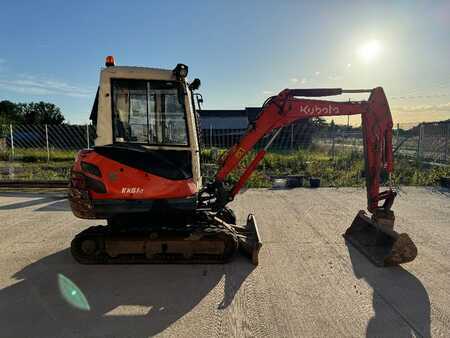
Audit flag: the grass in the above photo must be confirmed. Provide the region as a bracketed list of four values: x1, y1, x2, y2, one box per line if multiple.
[0, 147, 449, 187]
[0, 161, 73, 180]
[201, 147, 450, 188]
[0, 148, 75, 180]
[0, 148, 77, 162]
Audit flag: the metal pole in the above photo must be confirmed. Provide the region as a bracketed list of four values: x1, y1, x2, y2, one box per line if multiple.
[342, 89, 372, 93]
[264, 128, 283, 150]
[444, 122, 449, 163]
[9, 124, 14, 160]
[45, 124, 50, 162]
[417, 123, 424, 161]
[331, 123, 335, 160]
[86, 124, 90, 149]
[290, 124, 294, 150]
[209, 124, 212, 148]
[396, 123, 400, 149]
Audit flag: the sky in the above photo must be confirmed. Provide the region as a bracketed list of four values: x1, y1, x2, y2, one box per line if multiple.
[0, 0, 449, 126]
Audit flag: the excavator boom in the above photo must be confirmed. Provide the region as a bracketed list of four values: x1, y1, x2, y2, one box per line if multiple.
[204, 87, 417, 266]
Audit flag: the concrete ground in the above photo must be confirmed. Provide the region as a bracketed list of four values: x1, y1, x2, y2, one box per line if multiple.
[0, 187, 449, 338]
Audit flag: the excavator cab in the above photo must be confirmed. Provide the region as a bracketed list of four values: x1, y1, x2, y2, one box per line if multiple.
[70, 58, 203, 220]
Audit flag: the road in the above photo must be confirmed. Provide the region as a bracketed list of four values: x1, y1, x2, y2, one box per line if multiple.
[0, 187, 449, 337]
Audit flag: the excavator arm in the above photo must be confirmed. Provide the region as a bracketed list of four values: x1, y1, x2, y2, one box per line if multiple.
[202, 86, 417, 267]
[208, 87, 395, 213]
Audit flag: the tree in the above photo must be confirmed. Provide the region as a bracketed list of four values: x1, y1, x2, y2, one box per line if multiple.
[18, 102, 65, 125]
[0, 101, 66, 125]
[0, 100, 23, 124]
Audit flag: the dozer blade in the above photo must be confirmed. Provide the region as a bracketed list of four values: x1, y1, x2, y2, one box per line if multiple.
[235, 214, 262, 265]
[213, 213, 262, 265]
[343, 210, 417, 267]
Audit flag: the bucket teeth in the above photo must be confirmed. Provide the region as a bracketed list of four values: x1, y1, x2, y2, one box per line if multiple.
[383, 233, 418, 266]
[343, 210, 417, 267]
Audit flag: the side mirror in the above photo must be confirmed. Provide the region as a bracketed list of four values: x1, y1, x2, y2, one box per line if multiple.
[189, 78, 201, 91]
[194, 93, 204, 110]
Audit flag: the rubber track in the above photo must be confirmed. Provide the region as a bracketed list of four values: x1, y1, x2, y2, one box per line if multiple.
[71, 221, 239, 264]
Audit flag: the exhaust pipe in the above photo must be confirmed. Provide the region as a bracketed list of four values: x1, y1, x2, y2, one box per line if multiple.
[344, 210, 417, 267]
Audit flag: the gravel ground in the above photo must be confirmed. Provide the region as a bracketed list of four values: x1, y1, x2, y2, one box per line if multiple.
[0, 187, 449, 338]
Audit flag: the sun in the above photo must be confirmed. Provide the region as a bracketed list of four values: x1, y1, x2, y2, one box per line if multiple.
[358, 40, 382, 63]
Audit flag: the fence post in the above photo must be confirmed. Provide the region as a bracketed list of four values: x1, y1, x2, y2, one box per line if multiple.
[290, 124, 294, 150]
[417, 123, 424, 161]
[331, 124, 335, 160]
[445, 122, 449, 163]
[209, 124, 212, 148]
[396, 123, 400, 148]
[9, 124, 14, 160]
[86, 124, 90, 149]
[45, 124, 50, 162]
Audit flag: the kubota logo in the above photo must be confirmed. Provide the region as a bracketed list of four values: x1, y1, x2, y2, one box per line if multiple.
[300, 105, 340, 116]
[121, 187, 144, 194]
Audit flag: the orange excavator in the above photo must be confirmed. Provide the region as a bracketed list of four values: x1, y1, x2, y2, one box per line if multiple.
[69, 57, 417, 267]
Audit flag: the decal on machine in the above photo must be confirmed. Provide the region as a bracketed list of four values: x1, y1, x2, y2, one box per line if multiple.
[121, 187, 144, 194]
[300, 104, 340, 116]
[235, 147, 246, 160]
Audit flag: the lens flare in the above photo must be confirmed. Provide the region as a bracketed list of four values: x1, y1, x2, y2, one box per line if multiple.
[58, 273, 90, 311]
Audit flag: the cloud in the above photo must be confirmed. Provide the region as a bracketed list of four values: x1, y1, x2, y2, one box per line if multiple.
[391, 101, 450, 124]
[346, 63, 351, 68]
[390, 93, 449, 100]
[290, 77, 308, 85]
[327, 74, 342, 81]
[393, 102, 450, 113]
[315, 71, 320, 76]
[0, 74, 92, 98]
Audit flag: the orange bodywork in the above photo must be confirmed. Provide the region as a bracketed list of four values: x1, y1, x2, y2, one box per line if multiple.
[69, 149, 198, 219]
[73, 150, 197, 200]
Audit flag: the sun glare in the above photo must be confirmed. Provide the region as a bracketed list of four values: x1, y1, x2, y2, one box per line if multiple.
[358, 40, 382, 63]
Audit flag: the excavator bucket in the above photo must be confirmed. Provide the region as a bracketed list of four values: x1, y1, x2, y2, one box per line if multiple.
[344, 210, 417, 267]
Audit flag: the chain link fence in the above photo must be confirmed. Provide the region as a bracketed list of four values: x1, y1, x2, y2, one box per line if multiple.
[0, 124, 94, 158]
[0, 120, 448, 183]
[200, 121, 449, 163]
[0, 124, 94, 181]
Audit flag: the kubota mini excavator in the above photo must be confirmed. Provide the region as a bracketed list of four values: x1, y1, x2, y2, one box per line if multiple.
[69, 57, 417, 267]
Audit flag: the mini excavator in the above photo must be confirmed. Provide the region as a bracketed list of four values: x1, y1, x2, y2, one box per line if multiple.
[69, 57, 417, 267]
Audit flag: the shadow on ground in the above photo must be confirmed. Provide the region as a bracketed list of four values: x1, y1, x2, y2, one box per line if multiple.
[0, 191, 69, 211]
[0, 249, 254, 338]
[424, 186, 450, 197]
[345, 242, 430, 338]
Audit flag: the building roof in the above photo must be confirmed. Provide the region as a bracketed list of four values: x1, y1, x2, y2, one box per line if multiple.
[199, 107, 262, 129]
[200, 115, 248, 129]
[200, 107, 261, 129]
[245, 107, 262, 122]
[199, 110, 247, 118]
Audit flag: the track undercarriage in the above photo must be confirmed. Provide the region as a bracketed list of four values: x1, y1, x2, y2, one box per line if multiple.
[71, 211, 262, 265]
